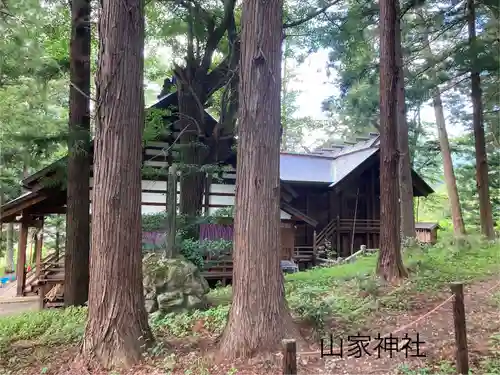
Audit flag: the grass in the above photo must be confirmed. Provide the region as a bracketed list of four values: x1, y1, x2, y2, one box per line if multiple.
[0, 235, 498, 362]
[0, 307, 86, 352]
[211, 234, 499, 330]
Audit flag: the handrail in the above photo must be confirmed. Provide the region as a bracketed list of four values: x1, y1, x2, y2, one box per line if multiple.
[314, 218, 382, 252]
[316, 219, 337, 245]
[338, 219, 380, 223]
[24, 250, 65, 292]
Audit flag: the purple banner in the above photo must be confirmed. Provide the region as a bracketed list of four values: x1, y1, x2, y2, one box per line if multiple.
[199, 224, 234, 241]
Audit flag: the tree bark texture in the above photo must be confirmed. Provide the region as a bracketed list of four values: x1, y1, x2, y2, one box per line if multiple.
[420, 19, 465, 237]
[218, 0, 299, 358]
[377, 0, 407, 281]
[5, 223, 15, 273]
[395, 5, 415, 240]
[165, 165, 177, 258]
[0, 193, 3, 267]
[65, 0, 91, 307]
[176, 78, 207, 219]
[81, 0, 153, 368]
[433, 89, 467, 236]
[467, 0, 495, 239]
[418, 18, 467, 237]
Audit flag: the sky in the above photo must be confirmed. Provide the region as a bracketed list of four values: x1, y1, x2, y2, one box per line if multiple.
[146, 46, 466, 147]
[288, 49, 467, 141]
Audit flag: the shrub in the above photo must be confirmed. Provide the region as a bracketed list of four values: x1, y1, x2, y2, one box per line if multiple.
[180, 238, 232, 270]
[150, 304, 230, 337]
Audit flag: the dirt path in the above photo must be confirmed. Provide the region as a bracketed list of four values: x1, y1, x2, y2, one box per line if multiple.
[316, 278, 500, 374]
[0, 281, 17, 299]
[0, 296, 39, 317]
[4, 279, 500, 375]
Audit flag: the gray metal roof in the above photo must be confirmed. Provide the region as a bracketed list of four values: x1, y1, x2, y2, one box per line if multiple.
[280, 153, 334, 183]
[331, 148, 378, 185]
[279, 135, 381, 186]
[415, 222, 441, 230]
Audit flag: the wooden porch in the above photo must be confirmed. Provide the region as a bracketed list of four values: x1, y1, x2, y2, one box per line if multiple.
[313, 218, 381, 257]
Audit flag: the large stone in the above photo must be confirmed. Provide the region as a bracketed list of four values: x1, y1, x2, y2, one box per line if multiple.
[143, 253, 210, 315]
[145, 298, 158, 314]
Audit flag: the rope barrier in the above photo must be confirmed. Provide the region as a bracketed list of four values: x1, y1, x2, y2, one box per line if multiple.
[296, 280, 500, 356]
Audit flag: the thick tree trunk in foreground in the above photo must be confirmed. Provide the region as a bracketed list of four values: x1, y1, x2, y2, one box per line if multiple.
[5, 223, 15, 273]
[65, 0, 91, 307]
[433, 89, 466, 236]
[175, 78, 206, 220]
[377, 0, 407, 281]
[467, 0, 495, 239]
[218, 0, 299, 359]
[395, 5, 415, 241]
[81, 0, 153, 368]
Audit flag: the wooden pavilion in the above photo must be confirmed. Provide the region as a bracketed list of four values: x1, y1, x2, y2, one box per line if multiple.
[0, 92, 436, 301]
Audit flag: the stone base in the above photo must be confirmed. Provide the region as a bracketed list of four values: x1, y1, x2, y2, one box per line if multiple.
[143, 253, 210, 315]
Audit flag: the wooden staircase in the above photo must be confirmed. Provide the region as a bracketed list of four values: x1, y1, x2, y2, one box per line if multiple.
[313, 218, 381, 256]
[24, 251, 65, 308]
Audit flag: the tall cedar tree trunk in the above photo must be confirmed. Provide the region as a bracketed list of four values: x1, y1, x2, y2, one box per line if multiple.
[81, 0, 153, 367]
[281, 40, 290, 151]
[5, 223, 15, 273]
[0, 194, 3, 271]
[433, 89, 467, 235]
[467, 0, 495, 239]
[377, 0, 408, 281]
[419, 14, 467, 236]
[176, 78, 206, 219]
[218, 0, 300, 358]
[65, 0, 91, 307]
[395, 4, 415, 240]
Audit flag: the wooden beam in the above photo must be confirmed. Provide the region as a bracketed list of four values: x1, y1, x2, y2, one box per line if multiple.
[1, 193, 47, 219]
[281, 182, 299, 199]
[16, 219, 29, 297]
[281, 190, 293, 203]
[26, 206, 67, 216]
[280, 201, 318, 228]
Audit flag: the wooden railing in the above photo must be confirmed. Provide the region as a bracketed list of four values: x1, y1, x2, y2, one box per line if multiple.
[315, 219, 337, 247]
[293, 246, 315, 261]
[24, 250, 64, 294]
[202, 257, 233, 279]
[200, 246, 319, 278]
[313, 218, 381, 252]
[338, 219, 380, 230]
[27, 243, 327, 288]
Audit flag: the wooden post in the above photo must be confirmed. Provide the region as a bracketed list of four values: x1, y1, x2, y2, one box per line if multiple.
[336, 215, 340, 257]
[282, 339, 297, 375]
[35, 227, 43, 279]
[371, 167, 377, 249]
[204, 174, 212, 215]
[165, 164, 177, 258]
[16, 219, 29, 297]
[350, 188, 359, 255]
[450, 282, 469, 375]
[55, 230, 60, 259]
[38, 285, 46, 310]
[312, 230, 317, 266]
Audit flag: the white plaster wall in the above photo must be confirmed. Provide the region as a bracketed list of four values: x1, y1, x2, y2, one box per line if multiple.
[90, 158, 291, 219]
